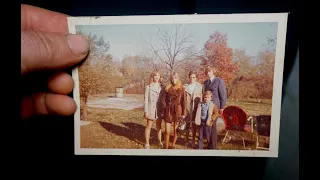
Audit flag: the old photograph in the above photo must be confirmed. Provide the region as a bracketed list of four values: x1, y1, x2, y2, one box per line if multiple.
[68, 13, 288, 157]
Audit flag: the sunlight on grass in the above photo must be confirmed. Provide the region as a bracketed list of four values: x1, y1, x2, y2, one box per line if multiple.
[81, 100, 270, 150]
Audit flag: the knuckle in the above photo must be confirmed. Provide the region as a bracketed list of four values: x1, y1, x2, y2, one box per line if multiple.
[36, 32, 57, 62]
[22, 31, 70, 72]
[32, 92, 49, 116]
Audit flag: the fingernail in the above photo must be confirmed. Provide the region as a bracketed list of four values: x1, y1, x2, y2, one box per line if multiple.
[67, 34, 89, 55]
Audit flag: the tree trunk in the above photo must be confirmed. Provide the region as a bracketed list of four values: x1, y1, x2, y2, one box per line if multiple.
[80, 96, 88, 121]
[227, 85, 233, 98]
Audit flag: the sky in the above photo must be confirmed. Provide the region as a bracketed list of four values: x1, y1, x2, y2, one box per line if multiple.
[76, 22, 278, 61]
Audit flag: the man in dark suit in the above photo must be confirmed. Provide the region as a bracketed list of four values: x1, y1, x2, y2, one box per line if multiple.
[203, 66, 227, 149]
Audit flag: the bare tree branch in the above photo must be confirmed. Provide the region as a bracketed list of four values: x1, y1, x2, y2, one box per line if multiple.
[144, 25, 196, 73]
[143, 37, 171, 67]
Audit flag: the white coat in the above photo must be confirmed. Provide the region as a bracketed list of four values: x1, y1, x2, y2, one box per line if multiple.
[144, 83, 163, 120]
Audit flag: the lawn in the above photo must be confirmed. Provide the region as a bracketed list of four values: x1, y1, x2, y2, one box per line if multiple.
[80, 94, 271, 150]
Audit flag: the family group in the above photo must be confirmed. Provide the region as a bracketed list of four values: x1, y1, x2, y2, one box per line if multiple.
[144, 66, 227, 149]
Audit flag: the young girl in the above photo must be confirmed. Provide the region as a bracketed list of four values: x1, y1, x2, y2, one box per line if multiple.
[144, 71, 164, 149]
[162, 72, 186, 149]
[194, 91, 219, 149]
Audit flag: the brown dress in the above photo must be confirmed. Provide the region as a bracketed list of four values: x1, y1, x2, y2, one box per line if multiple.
[161, 85, 186, 123]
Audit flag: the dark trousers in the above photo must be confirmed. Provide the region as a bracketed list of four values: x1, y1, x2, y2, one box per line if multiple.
[198, 121, 211, 149]
[207, 118, 218, 149]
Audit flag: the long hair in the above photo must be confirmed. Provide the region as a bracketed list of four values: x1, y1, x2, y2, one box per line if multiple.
[148, 70, 162, 85]
[165, 71, 183, 91]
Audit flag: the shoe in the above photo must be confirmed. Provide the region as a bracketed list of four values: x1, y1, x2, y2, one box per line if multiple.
[159, 142, 163, 149]
[185, 142, 190, 148]
[145, 144, 150, 149]
[191, 143, 196, 149]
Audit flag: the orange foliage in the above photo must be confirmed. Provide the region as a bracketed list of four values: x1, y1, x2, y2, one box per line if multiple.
[200, 31, 238, 86]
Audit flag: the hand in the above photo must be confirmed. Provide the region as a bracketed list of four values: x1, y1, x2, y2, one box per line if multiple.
[21, 5, 89, 120]
[220, 109, 224, 114]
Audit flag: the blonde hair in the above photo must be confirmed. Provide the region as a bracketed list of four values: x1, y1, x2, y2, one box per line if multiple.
[148, 70, 162, 85]
[165, 72, 183, 91]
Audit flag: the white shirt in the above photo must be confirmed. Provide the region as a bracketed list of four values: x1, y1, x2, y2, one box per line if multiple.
[189, 83, 196, 93]
[150, 82, 160, 92]
[209, 76, 215, 82]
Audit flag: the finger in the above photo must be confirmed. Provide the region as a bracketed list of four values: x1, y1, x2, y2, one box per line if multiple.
[21, 93, 77, 120]
[21, 31, 89, 75]
[21, 4, 69, 34]
[48, 72, 74, 94]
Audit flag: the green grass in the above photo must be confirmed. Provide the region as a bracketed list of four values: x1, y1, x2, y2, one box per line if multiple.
[226, 100, 272, 117]
[81, 101, 270, 150]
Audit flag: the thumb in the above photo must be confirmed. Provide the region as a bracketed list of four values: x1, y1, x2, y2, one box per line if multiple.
[21, 31, 89, 74]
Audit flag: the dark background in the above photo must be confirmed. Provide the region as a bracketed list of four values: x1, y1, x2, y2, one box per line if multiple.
[20, 0, 299, 179]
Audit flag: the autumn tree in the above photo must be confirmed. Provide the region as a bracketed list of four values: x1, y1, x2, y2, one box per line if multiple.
[199, 31, 238, 96]
[175, 55, 203, 85]
[229, 49, 256, 99]
[120, 55, 150, 83]
[120, 55, 158, 94]
[77, 32, 112, 120]
[229, 38, 276, 100]
[233, 49, 254, 76]
[250, 37, 276, 99]
[254, 50, 275, 99]
[144, 25, 197, 76]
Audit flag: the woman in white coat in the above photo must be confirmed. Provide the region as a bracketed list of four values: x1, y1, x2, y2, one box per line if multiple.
[144, 70, 164, 149]
[183, 71, 203, 148]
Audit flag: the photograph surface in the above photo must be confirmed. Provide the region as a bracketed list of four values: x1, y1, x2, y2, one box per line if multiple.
[68, 13, 288, 157]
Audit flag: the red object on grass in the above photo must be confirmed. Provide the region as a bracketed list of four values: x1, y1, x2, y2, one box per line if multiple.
[222, 106, 249, 132]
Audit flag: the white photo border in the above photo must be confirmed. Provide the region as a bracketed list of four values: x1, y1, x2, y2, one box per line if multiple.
[68, 13, 288, 157]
